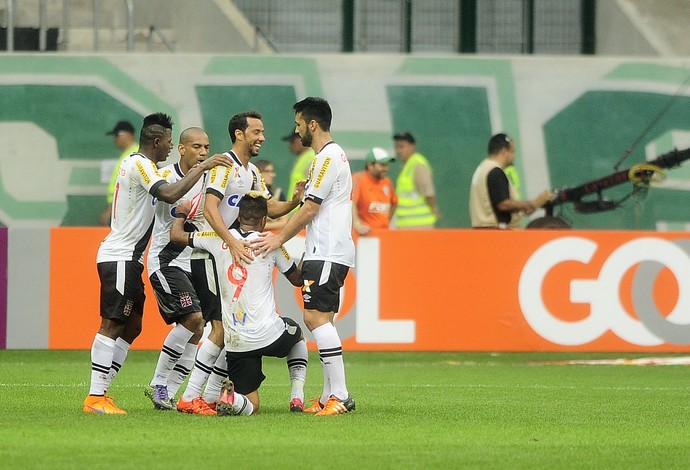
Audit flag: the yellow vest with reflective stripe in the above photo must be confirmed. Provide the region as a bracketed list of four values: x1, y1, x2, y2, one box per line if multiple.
[395, 153, 436, 228]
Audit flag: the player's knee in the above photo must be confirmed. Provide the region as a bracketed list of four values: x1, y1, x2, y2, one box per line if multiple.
[120, 315, 143, 343]
[208, 321, 224, 345]
[182, 312, 205, 335]
[303, 309, 332, 331]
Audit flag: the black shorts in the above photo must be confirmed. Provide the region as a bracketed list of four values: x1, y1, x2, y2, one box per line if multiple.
[191, 257, 222, 322]
[149, 266, 201, 325]
[97, 260, 146, 322]
[225, 318, 302, 395]
[301, 260, 350, 313]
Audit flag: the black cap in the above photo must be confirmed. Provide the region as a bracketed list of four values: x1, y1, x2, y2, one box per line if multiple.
[106, 120, 135, 136]
[281, 132, 299, 142]
[393, 131, 415, 144]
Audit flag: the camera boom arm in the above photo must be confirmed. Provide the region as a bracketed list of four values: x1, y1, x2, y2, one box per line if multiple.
[543, 147, 690, 216]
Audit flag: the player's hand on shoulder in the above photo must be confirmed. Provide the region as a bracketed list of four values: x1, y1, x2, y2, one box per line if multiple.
[201, 153, 233, 171]
[226, 235, 253, 264]
[251, 231, 280, 256]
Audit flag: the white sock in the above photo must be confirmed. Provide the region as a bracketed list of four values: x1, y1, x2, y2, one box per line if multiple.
[150, 324, 194, 386]
[182, 340, 221, 402]
[202, 350, 228, 404]
[229, 392, 254, 416]
[317, 355, 330, 406]
[105, 337, 130, 392]
[89, 333, 115, 396]
[167, 342, 197, 399]
[312, 322, 349, 400]
[287, 340, 307, 402]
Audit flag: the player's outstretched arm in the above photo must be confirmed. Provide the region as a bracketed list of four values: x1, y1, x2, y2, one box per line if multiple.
[267, 180, 305, 218]
[156, 153, 233, 204]
[253, 199, 319, 255]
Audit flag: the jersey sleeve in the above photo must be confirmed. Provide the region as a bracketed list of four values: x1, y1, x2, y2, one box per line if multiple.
[272, 245, 296, 274]
[189, 230, 220, 252]
[250, 165, 272, 198]
[206, 164, 232, 200]
[133, 156, 167, 195]
[305, 152, 338, 204]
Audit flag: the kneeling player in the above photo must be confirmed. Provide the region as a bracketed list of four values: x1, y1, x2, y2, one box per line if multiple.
[171, 191, 307, 415]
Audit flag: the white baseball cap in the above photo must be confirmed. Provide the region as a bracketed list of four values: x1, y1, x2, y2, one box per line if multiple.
[364, 147, 394, 164]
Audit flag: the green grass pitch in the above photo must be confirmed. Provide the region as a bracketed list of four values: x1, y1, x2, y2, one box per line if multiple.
[1, 350, 689, 468]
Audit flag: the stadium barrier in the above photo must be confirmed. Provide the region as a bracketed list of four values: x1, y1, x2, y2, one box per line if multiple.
[40, 227, 690, 352]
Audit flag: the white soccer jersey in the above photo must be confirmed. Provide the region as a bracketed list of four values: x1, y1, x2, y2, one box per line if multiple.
[190, 228, 296, 352]
[303, 141, 355, 267]
[97, 153, 168, 264]
[204, 151, 270, 229]
[147, 163, 207, 275]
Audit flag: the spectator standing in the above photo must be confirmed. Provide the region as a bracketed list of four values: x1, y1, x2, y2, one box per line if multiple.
[392, 131, 440, 229]
[469, 133, 553, 229]
[100, 120, 138, 226]
[352, 147, 397, 235]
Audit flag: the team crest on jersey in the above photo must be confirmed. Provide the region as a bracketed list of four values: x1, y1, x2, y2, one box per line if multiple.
[179, 292, 193, 308]
[231, 310, 247, 325]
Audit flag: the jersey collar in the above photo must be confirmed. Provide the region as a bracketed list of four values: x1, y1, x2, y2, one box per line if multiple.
[173, 162, 185, 178]
[225, 150, 243, 167]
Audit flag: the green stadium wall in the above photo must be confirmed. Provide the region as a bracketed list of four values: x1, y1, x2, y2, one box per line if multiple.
[1, 54, 690, 229]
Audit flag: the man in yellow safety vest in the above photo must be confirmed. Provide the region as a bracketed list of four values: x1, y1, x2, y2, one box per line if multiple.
[392, 131, 440, 229]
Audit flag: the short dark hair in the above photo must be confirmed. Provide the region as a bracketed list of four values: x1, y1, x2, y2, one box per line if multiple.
[488, 133, 513, 155]
[293, 97, 331, 132]
[393, 131, 415, 144]
[228, 111, 262, 143]
[238, 190, 268, 224]
[140, 112, 173, 146]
